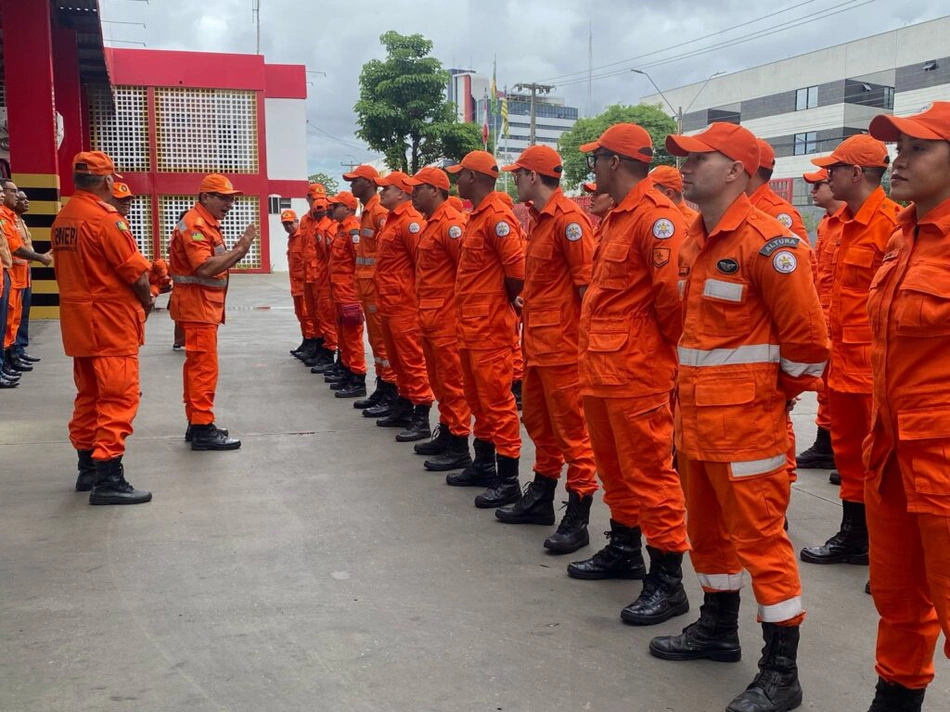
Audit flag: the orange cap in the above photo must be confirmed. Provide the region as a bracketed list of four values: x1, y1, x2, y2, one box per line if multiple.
[73, 151, 122, 178]
[649, 165, 683, 192]
[311, 196, 328, 210]
[870, 101, 950, 142]
[342, 164, 379, 182]
[307, 183, 327, 199]
[802, 169, 829, 184]
[582, 181, 597, 194]
[199, 174, 242, 195]
[280, 209, 297, 222]
[376, 171, 414, 194]
[757, 139, 776, 169]
[501, 145, 564, 178]
[329, 191, 358, 211]
[445, 150, 500, 178]
[811, 134, 889, 168]
[579, 123, 654, 163]
[405, 166, 451, 191]
[112, 182, 134, 199]
[666, 122, 760, 177]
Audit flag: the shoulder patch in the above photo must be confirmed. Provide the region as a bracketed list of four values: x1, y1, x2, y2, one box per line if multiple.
[448, 225, 462, 240]
[495, 220, 511, 237]
[653, 247, 671, 268]
[191, 232, 205, 241]
[116, 220, 129, 232]
[408, 221, 421, 234]
[377, 217, 386, 229]
[759, 236, 800, 256]
[351, 231, 360, 244]
[652, 218, 675, 240]
[565, 222, 583, 242]
[177, 219, 188, 232]
[772, 250, 798, 274]
[776, 213, 793, 229]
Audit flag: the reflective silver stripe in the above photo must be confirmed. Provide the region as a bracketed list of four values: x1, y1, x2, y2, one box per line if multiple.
[380, 359, 391, 368]
[697, 572, 744, 591]
[758, 596, 803, 623]
[677, 344, 780, 368]
[361, 228, 375, 237]
[678, 279, 686, 299]
[730, 454, 786, 477]
[355, 257, 375, 266]
[780, 357, 826, 378]
[703, 278, 744, 302]
[171, 274, 228, 288]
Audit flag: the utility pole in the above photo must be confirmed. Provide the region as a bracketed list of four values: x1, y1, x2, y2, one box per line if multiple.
[340, 161, 359, 171]
[513, 82, 554, 146]
[252, 0, 261, 55]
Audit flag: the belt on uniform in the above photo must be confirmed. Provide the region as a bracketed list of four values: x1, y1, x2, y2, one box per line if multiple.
[355, 257, 375, 266]
[171, 274, 228, 288]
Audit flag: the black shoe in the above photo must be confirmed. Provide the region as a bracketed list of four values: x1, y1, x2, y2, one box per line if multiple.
[363, 383, 398, 417]
[795, 426, 835, 470]
[475, 454, 520, 508]
[415, 423, 449, 455]
[335, 372, 367, 398]
[3, 362, 23, 379]
[89, 457, 152, 505]
[185, 423, 228, 442]
[325, 364, 348, 385]
[329, 368, 353, 391]
[866, 677, 925, 711]
[354, 377, 386, 409]
[495, 472, 557, 524]
[310, 349, 337, 373]
[620, 546, 690, 626]
[299, 338, 324, 365]
[446, 438, 495, 486]
[725, 623, 802, 712]
[649, 591, 742, 663]
[75, 449, 97, 492]
[396, 403, 431, 442]
[829, 470, 841, 485]
[5, 349, 32, 372]
[800, 500, 869, 565]
[865, 580, 871, 595]
[0, 373, 19, 388]
[567, 520, 646, 579]
[425, 432, 472, 472]
[15, 349, 40, 363]
[190, 423, 242, 451]
[377, 396, 413, 428]
[544, 491, 593, 554]
[511, 380, 522, 411]
[290, 338, 308, 356]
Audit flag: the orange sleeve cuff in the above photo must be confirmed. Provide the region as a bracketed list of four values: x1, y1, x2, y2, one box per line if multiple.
[115, 250, 151, 284]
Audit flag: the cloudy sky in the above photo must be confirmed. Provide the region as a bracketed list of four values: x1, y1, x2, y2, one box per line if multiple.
[100, 0, 944, 186]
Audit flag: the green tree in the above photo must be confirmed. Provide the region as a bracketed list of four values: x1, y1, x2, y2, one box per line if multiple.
[558, 103, 677, 189]
[307, 172, 339, 195]
[355, 31, 482, 173]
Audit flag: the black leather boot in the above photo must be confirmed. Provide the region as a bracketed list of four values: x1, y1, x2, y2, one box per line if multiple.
[325, 363, 349, 385]
[866, 678, 925, 712]
[290, 337, 307, 356]
[649, 591, 742, 662]
[377, 396, 412, 428]
[446, 438, 495, 486]
[495, 472, 557, 524]
[191, 423, 242, 451]
[725, 623, 802, 712]
[425, 432, 473, 472]
[363, 382, 397, 417]
[335, 372, 367, 398]
[299, 337, 323, 364]
[75, 449, 96, 492]
[329, 367, 353, 391]
[621, 546, 690, 625]
[185, 423, 227, 442]
[475, 454, 520, 508]
[414, 423, 449, 455]
[544, 491, 592, 554]
[6, 348, 32, 372]
[355, 377, 386, 410]
[795, 426, 835, 469]
[800, 500, 869, 564]
[89, 457, 152, 505]
[310, 347, 337, 373]
[511, 380, 522, 411]
[567, 520, 646, 579]
[396, 404, 431, 442]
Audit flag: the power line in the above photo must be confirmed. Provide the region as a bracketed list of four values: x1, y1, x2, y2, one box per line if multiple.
[306, 122, 377, 158]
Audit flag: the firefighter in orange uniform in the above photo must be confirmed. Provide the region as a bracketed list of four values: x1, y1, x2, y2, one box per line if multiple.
[569, 126, 691, 624]
[283, 209, 317, 355]
[445, 151, 525, 507]
[169, 174, 256, 451]
[109, 181, 134, 217]
[859, 100, 950, 712]
[327, 192, 368, 395]
[300, 186, 336, 370]
[342, 165, 398, 414]
[649, 124, 829, 712]
[491, 146, 599, 555]
[496, 191, 525, 409]
[313, 200, 339, 367]
[799, 134, 901, 571]
[51, 152, 154, 504]
[795, 169, 844, 476]
[407, 166, 474, 472]
[650, 164, 699, 224]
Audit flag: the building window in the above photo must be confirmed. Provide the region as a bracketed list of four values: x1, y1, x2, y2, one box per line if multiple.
[267, 196, 291, 214]
[794, 132, 818, 155]
[883, 86, 895, 110]
[89, 85, 151, 172]
[795, 86, 818, 111]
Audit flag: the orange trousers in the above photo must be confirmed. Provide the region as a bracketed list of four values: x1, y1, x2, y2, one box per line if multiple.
[336, 305, 367, 375]
[867, 459, 950, 690]
[421, 334, 471, 436]
[459, 346, 521, 458]
[357, 279, 395, 383]
[316, 281, 338, 350]
[292, 294, 317, 339]
[4, 285, 22, 348]
[681, 453, 804, 625]
[381, 312, 433, 406]
[829, 389, 872, 503]
[303, 283, 322, 340]
[512, 317, 524, 383]
[69, 355, 140, 461]
[816, 387, 831, 430]
[181, 322, 219, 426]
[785, 415, 797, 483]
[524, 365, 598, 497]
[585, 397, 687, 550]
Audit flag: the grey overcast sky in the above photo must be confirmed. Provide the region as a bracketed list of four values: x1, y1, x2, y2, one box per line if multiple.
[100, 1, 945, 187]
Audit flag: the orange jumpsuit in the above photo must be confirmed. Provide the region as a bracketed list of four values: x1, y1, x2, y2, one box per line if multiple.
[523, 188, 597, 497]
[864, 199, 950, 690]
[375, 201, 433, 406]
[456, 191, 525, 458]
[299, 211, 323, 343]
[812, 209, 842, 431]
[416, 200, 471, 436]
[51, 191, 150, 461]
[676, 201, 699, 226]
[330, 215, 367, 375]
[314, 216, 338, 351]
[287, 227, 316, 339]
[579, 180, 686, 548]
[1, 206, 26, 348]
[828, 186, 900, 504]
[169, 203, 231, 426]
[677, 193, 828, 624]
[356, 194, 395, 383]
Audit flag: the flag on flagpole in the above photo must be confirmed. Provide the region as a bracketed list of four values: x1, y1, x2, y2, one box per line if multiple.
[491, 57, 498, 115]
[501, 96, 509, 137]
[482, 89, 490, 150]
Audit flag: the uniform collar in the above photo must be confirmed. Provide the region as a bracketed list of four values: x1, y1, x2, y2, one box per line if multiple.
[529, 187, 567, 221]
[842, 185, 887, 226]
[471, 191, 505, 217]
[389, 200, 412, 218]
[901, 196, 950, 234]
[193, 201, 220, 228]
[703, 192, 754, 240]
[363, 193, 380, 211]
[614, 178, 654, 215]
[748, 182, 777, 206]
[428, 200, 452, 223]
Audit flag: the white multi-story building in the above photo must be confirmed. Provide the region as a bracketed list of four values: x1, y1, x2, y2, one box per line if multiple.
[642, 16, 950, 208]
